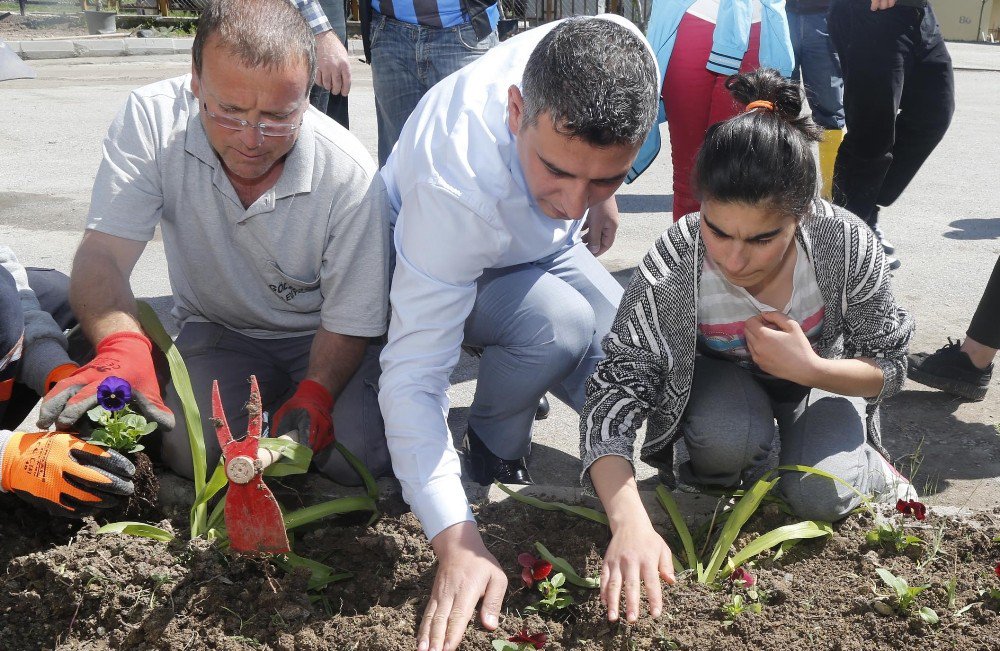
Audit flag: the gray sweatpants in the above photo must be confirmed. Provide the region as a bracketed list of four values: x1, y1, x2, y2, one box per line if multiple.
[161, 322, 391, 485]
[680, 355, 892, 521]
[463, 241, 623, 460]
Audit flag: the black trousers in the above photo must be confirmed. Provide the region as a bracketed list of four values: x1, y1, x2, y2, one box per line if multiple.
[969, 257, 1000, 350]
[828, 0, 954, 228]
[0, 267, 77, 430]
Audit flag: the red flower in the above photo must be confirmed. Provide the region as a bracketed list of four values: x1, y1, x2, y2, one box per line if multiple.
[896, 499, 927, 521]
[508, 629, 547, 649]
[517, 552, 553, 588]
[729, 566, 756, 587]
[994, 562, 1000, 579]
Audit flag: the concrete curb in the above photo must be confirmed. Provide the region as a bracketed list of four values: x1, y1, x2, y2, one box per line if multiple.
[9, 36, 194, 59]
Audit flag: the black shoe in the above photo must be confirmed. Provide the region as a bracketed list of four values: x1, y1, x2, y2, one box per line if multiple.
[462, 426, 534, 486]
[908, 338, 993, 401]
[535, 395, 550, 421]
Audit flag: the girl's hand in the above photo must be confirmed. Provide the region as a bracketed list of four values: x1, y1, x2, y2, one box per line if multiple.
[601, 522, 675, 624]
[744, 311, 820, 384]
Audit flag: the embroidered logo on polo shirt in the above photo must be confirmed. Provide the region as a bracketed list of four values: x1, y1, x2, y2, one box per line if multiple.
[269, 282, 317, 302]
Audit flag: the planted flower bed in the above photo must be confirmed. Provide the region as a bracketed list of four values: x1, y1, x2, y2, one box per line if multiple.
[2, 481, 1000, 649]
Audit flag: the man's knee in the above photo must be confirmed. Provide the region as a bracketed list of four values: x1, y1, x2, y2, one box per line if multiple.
[523, 291, 596, 369]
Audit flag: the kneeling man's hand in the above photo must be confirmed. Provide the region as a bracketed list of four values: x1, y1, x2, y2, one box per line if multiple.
[420, 521, 507, 651]
[273, 380, 335, 452]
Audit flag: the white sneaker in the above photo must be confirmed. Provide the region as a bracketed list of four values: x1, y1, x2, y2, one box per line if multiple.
[874, 452, 919, 503]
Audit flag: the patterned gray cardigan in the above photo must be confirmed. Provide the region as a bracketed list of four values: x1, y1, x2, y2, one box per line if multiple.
[579, 200, 915, 489]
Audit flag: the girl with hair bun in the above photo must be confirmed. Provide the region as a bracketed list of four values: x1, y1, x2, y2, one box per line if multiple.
[578, 68, 916, 625]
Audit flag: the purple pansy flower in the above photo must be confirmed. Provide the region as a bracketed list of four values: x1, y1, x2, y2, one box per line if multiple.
[97, 376, 132, 412]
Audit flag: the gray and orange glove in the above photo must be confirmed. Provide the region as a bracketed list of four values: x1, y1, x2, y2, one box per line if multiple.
[0, 430, 135, 517]
[273, 380, 335, 452]
[38, 331, 174, 431]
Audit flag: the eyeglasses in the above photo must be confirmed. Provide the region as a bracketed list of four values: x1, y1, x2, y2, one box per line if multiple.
[202, 101, 302, 137]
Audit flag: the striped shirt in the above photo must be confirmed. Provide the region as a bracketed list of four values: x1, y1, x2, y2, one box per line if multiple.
[372, 0, 499, 29]
[697, 237, 824, 373]
[292, 0, 334, 34]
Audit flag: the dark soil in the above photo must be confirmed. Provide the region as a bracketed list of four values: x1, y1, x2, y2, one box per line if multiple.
[119, 451, 159, 521]
[1, 490, 999, 650]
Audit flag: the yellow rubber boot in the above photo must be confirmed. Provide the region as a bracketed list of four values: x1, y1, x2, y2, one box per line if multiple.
[818, 128, 844, 200]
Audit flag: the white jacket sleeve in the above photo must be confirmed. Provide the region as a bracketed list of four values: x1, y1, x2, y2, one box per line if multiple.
[378, 182, 505, 541]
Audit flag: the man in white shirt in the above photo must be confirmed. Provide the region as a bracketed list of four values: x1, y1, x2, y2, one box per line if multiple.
[378, 16, 658, 651]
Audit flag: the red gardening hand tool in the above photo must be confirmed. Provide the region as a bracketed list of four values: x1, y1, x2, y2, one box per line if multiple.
[212, 375, 289, 555]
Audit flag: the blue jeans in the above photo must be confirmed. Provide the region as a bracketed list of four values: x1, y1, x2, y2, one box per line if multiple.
[308, 0, 350, 129]
[788, 9, 844, 130]
[369, 12, 498, 165]
[463, 242, 623, 460]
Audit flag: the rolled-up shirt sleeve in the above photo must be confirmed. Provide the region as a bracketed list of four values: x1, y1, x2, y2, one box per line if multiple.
[378, 182, 504, 541]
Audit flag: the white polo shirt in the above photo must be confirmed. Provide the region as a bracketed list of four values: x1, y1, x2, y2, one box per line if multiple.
[87, 75, 390, 339]
[378, 15, 651, 541]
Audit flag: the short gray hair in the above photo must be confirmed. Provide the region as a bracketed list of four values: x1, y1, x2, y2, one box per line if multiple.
[521, 17, 658, 147]
[192, 0, 315, 94]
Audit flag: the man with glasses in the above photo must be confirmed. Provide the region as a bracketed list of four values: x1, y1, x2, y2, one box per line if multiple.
[39, 0, 392, 488]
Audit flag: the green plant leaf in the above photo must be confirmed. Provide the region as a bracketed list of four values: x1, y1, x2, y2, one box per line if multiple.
[918, 606, 939, 624]
[876, 568, 909, 598]
[97, 521, 175, 542]
[193, 462, 229, 514]
[129, 444, 145, 453]
[335, 441, 379, 502]
[492, 641, 518, 651]
[283, 496, 378, 531]
[494, 481, 609, 526]
[655, 484, 698, 573]
[206, 494, 227, 533]
[137, 301, 207, 538]
[728, 520, 833, 570]
[274, 551, 352, 592]
[534, 542, 599, 588]
[769, 464, 868, 501]
[702, 476, 778, 583]
[260, 436, 312, 474]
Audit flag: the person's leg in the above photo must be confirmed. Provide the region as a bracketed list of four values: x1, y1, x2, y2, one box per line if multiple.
[875, 5, 954, 210]
[908, 256, 998, 401]
[426, 21, 497, 88]
[463, 264, 597, 461]
[662, 14, 718, 221]
[968, 256, 1000, 352]
[680, 356, 777, 489]
[316, 0, 350, 129]
[829, 0, 911, 228]
[161, 323, 296, 481]
[304, 344, 393, 485]
[797, 10, 845, 199]
[370, 15, 424, 166]
[531, 241, 623, 412]
[0, 268, 77, 430]
[777, 388, 908, 521]
[0, 266, 24, 428]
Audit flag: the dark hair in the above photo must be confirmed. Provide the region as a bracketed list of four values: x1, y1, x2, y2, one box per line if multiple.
[520, 17, 659, 147]
[192, 0, 315, 95]
[694, 68, 824, 218]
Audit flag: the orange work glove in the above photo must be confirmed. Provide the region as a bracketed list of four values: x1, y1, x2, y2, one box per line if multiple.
[273, 380, 335, 452]
[38, 331, 174, 431]
[0, 431, 135, 518]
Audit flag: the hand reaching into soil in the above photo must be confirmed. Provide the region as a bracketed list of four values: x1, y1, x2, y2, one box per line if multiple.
[601, 521, 676, 623]
[420, 521, 508, 651]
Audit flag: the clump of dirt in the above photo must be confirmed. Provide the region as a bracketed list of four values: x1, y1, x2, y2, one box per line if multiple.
[119, 450, 159, 521]
[1, 492, 1000, 650]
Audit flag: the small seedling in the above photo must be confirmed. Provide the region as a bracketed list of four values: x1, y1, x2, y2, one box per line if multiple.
[721, 567, 767, 626]
[874, 568, 939, 624]
[525, 572, 574, 614]
[865, 505, 925, 554]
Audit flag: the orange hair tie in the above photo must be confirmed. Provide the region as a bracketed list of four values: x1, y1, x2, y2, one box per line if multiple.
[744, 100, 775, 112]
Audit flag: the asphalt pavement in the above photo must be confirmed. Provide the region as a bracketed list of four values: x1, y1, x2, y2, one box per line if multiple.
[1, 44, 998, 516]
